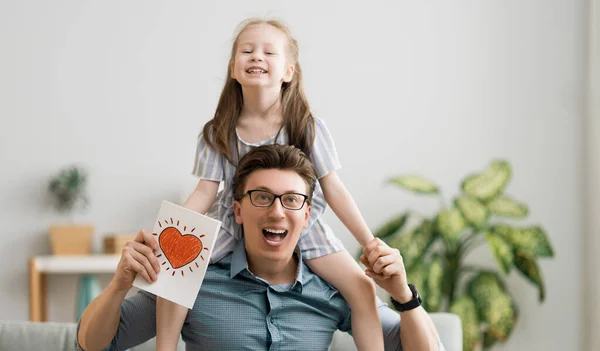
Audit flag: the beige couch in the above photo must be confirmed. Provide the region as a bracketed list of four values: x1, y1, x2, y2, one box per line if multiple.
[0, 313, 462, 351]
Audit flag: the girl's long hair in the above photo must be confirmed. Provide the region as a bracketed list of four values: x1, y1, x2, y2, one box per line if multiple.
[202, 18, 315, 164]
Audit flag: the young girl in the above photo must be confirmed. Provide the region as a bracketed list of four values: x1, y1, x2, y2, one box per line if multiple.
[156, 18, 384, 351]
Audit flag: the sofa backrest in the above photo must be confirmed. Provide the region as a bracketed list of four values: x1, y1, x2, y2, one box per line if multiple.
[0, 321, 169, 351]
[0, 313, 462, 351]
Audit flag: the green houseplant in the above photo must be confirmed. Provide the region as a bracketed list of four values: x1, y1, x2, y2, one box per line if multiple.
[368, 160, 554, 351]
[48, 165, 89, 213]
[48, 165, 94, 255]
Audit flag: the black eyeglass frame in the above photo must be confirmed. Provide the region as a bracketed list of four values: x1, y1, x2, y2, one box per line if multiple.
[237, 189, 310, 210]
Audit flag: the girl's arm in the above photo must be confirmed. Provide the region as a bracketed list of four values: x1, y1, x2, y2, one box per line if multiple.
[319, 171, 374, 248]
[308, 172, 385, 349]
[156, 179, 219, 350]
[183, 179, 220, 214]
[313, 168, 387, 350]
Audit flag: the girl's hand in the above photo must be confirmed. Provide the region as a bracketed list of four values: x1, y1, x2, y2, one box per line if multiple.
[111, 229, 161, 293]
[360, 238, 413, 303]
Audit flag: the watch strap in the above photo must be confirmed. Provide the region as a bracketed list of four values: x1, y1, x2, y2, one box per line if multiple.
[391, 284, 422, 312]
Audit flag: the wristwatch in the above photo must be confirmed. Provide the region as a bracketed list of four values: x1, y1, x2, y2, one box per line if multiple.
[391, 284, 422, 312]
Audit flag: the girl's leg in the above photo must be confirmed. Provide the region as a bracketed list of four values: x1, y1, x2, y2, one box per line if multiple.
[156, 297, 187, 351]
[306, 251, 384, 351]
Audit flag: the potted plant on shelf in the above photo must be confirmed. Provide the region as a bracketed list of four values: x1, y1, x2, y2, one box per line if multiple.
[48, 164, 94, 255]
[365, 160, 554, 351]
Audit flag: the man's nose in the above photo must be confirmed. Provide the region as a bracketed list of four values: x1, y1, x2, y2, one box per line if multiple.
[267, 198, 286, 218]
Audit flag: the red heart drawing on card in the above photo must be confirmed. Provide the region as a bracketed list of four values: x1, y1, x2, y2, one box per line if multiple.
[158, 227, 203, 269]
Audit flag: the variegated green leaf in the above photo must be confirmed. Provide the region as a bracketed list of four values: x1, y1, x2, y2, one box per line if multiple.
[455, 196, 489, 228]
[436, 208, 465, 244]
[487, 195, 529, 218]
[485, 293, 518, 342]
[416, 219, 436, 240]
[388, 175, 439, 194]
[387, 229, 416, 265]
[373, 213, 408, 240]
[486, 232, 513, 274]
[468, 272, 517, 342]
[426, 256, 444, 312]
[482, 330, 497, 349]
[461, 160, 512, 202]
[468, 272, 504, 322]
[449, 296, 480, 351]
[468, 271, 505, 300]
[492, 225, 554, 257]
[514, 250, 546, 302]
[388, 220, 437, 270]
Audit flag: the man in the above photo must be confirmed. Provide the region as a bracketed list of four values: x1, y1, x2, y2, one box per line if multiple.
[77, 144, 444, 351]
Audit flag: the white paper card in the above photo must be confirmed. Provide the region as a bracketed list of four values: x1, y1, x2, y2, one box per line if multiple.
[133, 200, 221, 309]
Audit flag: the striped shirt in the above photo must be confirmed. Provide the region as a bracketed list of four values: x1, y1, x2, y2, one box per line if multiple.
[76, 239, 446, 351]
[192, 117, 345, 262]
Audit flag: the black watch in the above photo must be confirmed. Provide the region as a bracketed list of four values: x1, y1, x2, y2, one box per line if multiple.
[391, 284, 422, 312]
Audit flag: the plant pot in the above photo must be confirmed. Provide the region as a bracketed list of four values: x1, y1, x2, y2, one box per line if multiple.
[103, 233, 136, 254]
[49, 224, 94, 255]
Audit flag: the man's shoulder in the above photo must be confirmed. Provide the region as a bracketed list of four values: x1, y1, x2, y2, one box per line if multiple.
[206, 255, 233, 276]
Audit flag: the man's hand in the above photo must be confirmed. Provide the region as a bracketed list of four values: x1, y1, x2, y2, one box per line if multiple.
[360, 238, 413, 303]
[111, 229, 161, 293]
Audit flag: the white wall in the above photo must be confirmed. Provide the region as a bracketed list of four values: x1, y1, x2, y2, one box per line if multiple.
[0, 1, 586, 350]
[584, 0, 600, 350]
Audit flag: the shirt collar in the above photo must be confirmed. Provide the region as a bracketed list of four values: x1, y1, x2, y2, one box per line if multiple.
[230, 238, 306, 292]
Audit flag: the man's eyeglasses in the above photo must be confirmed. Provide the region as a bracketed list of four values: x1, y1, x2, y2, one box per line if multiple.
[238, 190, 309, 210]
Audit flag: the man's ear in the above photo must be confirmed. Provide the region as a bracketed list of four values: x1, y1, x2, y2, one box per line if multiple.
[282, 63, 295, 83]
[233, 201, 243, 224]
[303, 204, 311, 229]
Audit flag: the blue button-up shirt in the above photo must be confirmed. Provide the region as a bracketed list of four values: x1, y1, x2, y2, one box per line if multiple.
[77, 239, 445, 351]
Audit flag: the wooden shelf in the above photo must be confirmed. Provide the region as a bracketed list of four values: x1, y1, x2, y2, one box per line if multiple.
[32, 255, 120, 274]
[29, 255, 121, 321]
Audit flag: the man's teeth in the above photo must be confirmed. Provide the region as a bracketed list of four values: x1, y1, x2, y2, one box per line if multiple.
[247, 69, 266, 73]
[264, 228, 285, 234]
[263, 228, 287, 243]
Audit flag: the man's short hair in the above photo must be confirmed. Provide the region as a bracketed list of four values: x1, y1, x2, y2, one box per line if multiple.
[232, 144, 317, 202]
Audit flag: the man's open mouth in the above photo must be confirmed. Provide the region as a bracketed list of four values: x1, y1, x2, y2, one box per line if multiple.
[262, 228, 288, 244]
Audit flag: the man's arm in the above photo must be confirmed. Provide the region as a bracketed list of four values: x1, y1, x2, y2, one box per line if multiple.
[77, 281, 129, 350]
[395, 304, 441, 351]
[78, 230, 161, 351]
[362, 238, 442, 351]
